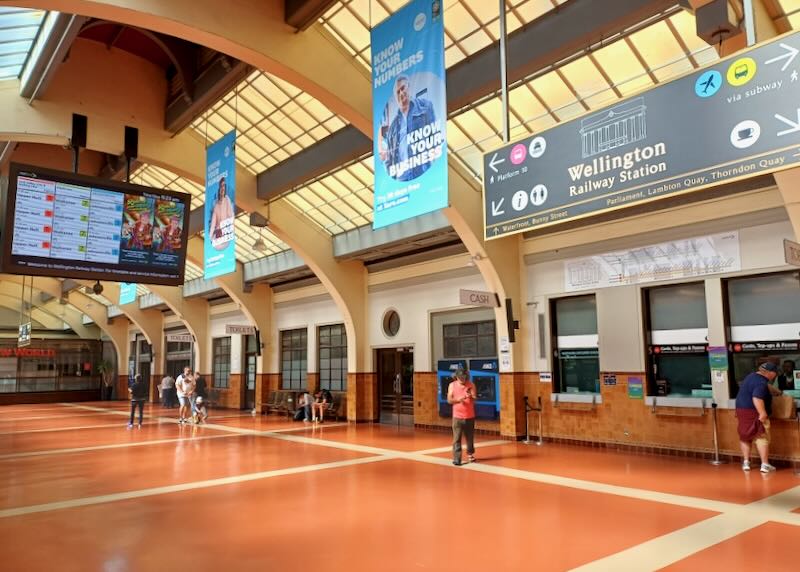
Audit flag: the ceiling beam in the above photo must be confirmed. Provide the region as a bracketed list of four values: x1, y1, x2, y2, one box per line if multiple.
[256, 0, 679, 200]
[285, 0, 339, 31]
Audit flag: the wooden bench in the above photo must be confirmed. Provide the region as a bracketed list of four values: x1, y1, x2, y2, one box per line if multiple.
[263, 390, 297, 416]
[321, 391, 346, 422]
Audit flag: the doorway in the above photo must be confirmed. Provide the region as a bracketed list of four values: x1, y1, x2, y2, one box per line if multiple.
[377, 347, 414, 426]
[242, 335, 258, 410]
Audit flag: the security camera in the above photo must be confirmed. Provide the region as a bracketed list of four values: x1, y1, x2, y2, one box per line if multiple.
[92, 281, 103, 295]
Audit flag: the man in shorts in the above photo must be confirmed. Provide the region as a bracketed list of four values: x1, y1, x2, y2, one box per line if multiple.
[736, 362, 781, 473]
[175, 367, 195, 424]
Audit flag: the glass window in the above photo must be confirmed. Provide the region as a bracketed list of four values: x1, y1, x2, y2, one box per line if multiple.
[212, 337, 231, 389]
[319, 324, 347, 391]
[443, 320, 496, 359]
[652, 352, 711, 397]
[554, 296, 597, 336]
[727, 272, 800, 326]
[557, 349, 600, 394]
[648, 283, 707, 330]
[553, 296, 599, 393]
[281, 328, 307, 389]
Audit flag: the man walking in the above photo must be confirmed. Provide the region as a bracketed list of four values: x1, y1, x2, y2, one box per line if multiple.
[447, 367, 476, 466]
[736, 362, 781, 473]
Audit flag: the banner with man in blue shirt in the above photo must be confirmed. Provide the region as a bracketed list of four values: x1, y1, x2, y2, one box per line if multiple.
[372, 0, 448, 229]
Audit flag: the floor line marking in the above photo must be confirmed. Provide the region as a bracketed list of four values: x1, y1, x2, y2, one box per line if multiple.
[0, 432, 242, 460]
[55, 403, 800, 520]
[0, 421, 163, 435]
[0, 454, 391, 519]
[0, 412, 118, 422]
[413, 439, 507, 455]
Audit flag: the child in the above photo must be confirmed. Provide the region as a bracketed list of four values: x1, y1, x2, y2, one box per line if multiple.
[193, 396, 208, 424]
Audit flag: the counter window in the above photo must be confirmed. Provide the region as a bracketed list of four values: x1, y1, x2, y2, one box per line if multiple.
[551, 295, 599, 394]
[645, 283, 711, 397]
[726, 272, 800, 395]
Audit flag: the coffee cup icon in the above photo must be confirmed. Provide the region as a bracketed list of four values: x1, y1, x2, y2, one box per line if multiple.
[737, 127, 754, 140]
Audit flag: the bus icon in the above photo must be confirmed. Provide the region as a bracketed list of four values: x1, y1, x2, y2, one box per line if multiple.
[734, 64, 749, 79]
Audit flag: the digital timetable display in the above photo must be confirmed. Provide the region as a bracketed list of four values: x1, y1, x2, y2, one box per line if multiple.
[1, 164, 190, 286]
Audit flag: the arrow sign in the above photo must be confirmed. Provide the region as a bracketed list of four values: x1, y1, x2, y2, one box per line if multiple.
[776, 109, 800, 136]
[488, 153, 505, 173]
[491, 197, 505, 217]
[766, 43, 799, 72]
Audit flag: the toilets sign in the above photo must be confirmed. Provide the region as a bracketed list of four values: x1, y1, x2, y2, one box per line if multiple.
[483, 32, 800, 240]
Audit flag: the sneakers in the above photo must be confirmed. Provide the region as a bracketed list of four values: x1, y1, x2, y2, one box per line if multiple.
[137, 423, 142, 429]
[742, 460, 751, 471]
[452, 460, 462, 466]
[467, 455, 477, 463]
[760, 463, 777, 473]
[126, 423, 133, 429]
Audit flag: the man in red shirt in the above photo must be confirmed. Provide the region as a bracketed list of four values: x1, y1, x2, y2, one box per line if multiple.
[447, 367, 476, 466]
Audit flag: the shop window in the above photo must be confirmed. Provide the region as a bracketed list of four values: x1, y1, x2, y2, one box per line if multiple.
[443, 321, 496, 358]
[281, 328, 308, 390]
[212, 337, 231, 389]
[319, 324, 347, 391]
[645, 283, 711, 397]
[552, 295, 599, 394]
[726, 272, 800, 396]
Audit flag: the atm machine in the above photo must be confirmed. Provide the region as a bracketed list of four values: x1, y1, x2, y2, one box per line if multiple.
[468, 359, 500, 420]
[437, 359, 467, 417]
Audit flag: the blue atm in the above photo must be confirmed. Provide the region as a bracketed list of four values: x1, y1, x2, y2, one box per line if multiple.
[469, 359, 500, 420]
[437, 359, 467, 418]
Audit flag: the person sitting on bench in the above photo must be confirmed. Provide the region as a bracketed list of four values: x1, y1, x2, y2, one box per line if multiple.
[312, 388, 333, 423]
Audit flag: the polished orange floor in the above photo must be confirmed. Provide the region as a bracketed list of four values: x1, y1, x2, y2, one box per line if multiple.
[0, 402, 797, 571]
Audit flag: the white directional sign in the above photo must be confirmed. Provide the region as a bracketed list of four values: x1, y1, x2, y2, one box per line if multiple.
[483, 32, 800, 240]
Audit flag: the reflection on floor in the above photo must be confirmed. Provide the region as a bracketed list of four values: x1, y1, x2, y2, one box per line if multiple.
[0, 401, 797, 571]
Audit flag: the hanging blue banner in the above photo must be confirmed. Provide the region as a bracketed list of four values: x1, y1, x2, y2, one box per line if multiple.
[204, 130, 237, 279]
[119, 282, 137, 305]
[371, 0, 448, 229]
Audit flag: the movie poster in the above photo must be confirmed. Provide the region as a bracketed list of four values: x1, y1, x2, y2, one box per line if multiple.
[371, 0, 448, 229]
[119, 194, 155, 265]
[152, 199, 185, 267]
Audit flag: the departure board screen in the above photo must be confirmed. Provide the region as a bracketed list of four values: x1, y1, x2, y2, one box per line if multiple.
[1, 163, 190, 286]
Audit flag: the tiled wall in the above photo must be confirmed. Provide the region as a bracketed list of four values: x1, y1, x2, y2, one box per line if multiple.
[520, 372, 800, 460]
[347, 372, 378, 421]
[212, 373, 242, 410]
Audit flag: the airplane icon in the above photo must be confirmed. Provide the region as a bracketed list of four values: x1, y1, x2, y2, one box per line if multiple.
[695, 70, 722, 98]
[700, 75, 716, 94]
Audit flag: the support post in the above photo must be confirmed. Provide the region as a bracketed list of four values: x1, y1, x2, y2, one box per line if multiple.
[709, 402, 727, 465]
[743, 0, 756, 47]
[498, 0, 510, 143]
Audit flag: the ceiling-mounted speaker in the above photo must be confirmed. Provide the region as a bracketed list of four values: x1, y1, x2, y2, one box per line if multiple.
[124, 126, 138, 160]
[71, 113, 87, 149]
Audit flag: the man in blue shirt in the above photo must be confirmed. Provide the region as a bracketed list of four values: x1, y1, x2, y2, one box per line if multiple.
[379, 75, 437, 182]
[735, 362, 781, 473]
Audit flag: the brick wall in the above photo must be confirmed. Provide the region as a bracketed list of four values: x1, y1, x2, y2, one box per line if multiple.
[214, 373, 242, 410]
[307, 372, 320, 393]
[347, 372, 378, 421]
[520, 372, 800, 460]
[256, 373, 279, 411]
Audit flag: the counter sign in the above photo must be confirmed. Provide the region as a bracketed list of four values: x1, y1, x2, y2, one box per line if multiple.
[459, 289, 499, 308]
[484, 33, 800, 240]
